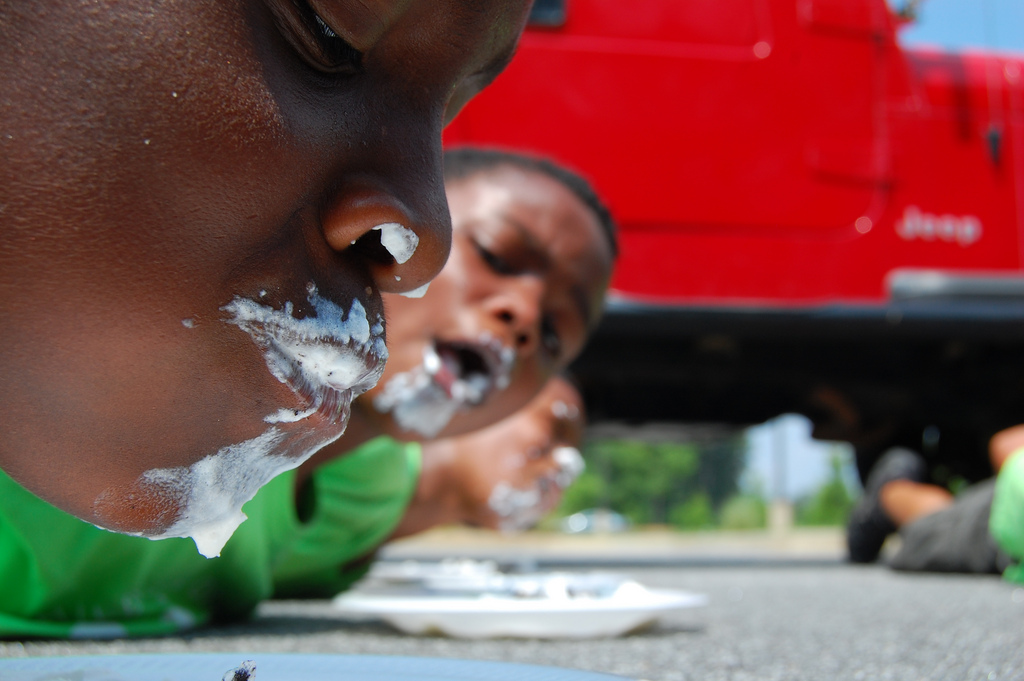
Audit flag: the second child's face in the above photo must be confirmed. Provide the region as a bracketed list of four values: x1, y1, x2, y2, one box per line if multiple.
[0, 0, 529, 551]
[362, 165, 614, 440]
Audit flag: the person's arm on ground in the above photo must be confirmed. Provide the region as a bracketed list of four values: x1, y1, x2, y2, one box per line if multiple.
[388, 441, 466, 540]
[989, 425, 1024, 473]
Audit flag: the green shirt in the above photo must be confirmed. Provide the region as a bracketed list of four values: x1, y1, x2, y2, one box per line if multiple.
[990, 449, 1024, 585]
[0, 437, 420, 638]
[273, 437, 421, 598]
[0, 468, 299, 638]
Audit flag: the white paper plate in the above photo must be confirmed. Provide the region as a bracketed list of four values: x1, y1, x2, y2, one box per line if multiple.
[333, 585, 707, 639]
[420, 570, 631, 596]
[369, 559, 500, 584]
[0, 654, 631, 681]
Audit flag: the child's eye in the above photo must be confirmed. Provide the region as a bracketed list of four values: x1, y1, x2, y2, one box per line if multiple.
[274, 0, 364, 75]
[308, 10, 363, 73]
[541, 317, 562, 359]
[475, 242, 515, 275]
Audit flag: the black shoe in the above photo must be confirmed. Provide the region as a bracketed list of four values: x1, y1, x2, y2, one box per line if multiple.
[846, 447, 927, 563]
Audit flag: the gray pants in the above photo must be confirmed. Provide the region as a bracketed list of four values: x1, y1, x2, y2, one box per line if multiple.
[890, 479, 1014, 575]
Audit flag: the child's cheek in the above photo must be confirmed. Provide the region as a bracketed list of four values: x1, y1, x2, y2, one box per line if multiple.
[93, 284, 388, 557]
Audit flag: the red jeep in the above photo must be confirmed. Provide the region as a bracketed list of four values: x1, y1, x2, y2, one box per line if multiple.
[445, 0, 1024, 482]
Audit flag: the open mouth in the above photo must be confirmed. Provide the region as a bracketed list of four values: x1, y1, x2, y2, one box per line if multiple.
[427, 333, 514, 407]
[372, 331, 515, 437]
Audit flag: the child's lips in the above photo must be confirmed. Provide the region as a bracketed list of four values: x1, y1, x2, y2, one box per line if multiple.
[369, 332, 515, 438]
[224, 283, 389, 427]
[427, 335, 514, 405]
[273, 348, 385, 427]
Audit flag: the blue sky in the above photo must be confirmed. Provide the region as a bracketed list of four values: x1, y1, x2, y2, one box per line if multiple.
[743, 415, 860, 501]
[896, 0, 1024, 54]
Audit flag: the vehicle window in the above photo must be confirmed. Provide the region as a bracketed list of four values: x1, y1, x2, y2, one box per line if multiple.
[529, 0, 566, 27]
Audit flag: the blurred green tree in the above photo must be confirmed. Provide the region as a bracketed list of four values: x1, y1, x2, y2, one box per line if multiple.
[795, 449, 855, 526]
[558, 468, 606, 514]
[669, 492, 716, 530]
[718, 493, 768, 529]
[557, 430, 745, 527]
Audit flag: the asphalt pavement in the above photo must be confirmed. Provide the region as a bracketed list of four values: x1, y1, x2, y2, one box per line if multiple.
[2, 529, 1022, 681]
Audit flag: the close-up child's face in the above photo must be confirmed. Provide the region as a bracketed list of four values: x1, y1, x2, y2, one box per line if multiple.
[363, 164, 614, 440]
[0, 0, 529, 554]
[457, 377, 586, 531]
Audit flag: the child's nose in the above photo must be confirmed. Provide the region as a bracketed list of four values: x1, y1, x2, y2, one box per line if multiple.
[488, 276, 544, 357]
[321, 184, 451, 295]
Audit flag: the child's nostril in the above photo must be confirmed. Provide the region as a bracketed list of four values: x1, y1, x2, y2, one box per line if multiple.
[350, 229, 395, 266]
[498, 311, 514, 323]
[516, 333, 529, 346]
[372, 223, 419, 265]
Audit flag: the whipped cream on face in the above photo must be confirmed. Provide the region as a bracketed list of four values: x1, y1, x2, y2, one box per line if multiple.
[126, 430, 297, 558]
[488, 482, 544, 532]
[372, 332, 515, 437]
[399, 282, 430, 299]
[488, 446, 585, 532]
[552, 446, 585, 488]
[373, 222, 418, 264]
[370, 347, 461, 438]
[480, 330, 515, 390]
[101, 284, 387, 558]
[226, 283, 387, 401]
[551, 400, 580, 421]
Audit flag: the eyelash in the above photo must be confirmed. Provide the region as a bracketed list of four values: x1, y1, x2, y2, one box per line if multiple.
[475, 242, 515, 275]
[311, 13, 363, 70]
[292, 1, 363, 74]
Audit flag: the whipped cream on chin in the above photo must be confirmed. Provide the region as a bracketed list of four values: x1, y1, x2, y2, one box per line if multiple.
[101, 284, 387, 558]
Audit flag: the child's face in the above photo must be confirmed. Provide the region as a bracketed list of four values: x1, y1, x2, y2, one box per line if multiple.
[0, 1, 530, 551]
[454, 377, 586, 531]
[364, 165, 614, 440]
